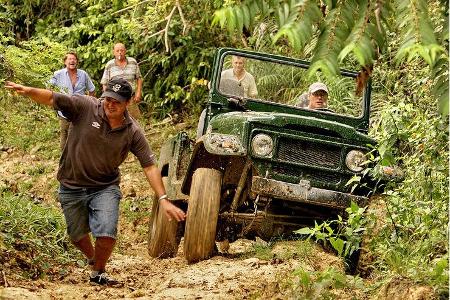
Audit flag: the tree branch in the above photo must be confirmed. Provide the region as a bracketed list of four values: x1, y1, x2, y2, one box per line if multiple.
[148, 29, 165, 39]
[145, 2, 188, 53]
[164, 6, 177, 53]
[111, 0, 153, 15]
[176, 0, 188, 35]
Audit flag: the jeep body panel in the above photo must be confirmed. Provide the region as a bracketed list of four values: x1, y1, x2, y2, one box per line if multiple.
[158, 132, 191, 201]
[182, 110, 375, 195]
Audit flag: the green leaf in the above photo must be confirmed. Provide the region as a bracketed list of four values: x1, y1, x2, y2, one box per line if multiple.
[277, 6, 285, 27]
[350, 201, 358, 213]
[295, 227, 313, 235]
[329, 237, 345, 256]
[212, 9, 226, 28]
[432, 258, 448, 279]
[338, 42, 355, 62]
[235, 7, 244, 33]
[241, 5, 251, 29]
[298, 268, 311, 287]
[438, 89, 449, 116]
[226, 8, 236, 34]
[345, 175, 361, 187]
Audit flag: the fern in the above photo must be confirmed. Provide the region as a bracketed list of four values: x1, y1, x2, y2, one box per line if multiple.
[212, 0, 448, 115]
[338, 0, 378, 66]
[212, 0, 270, 33]
[273, 0, 322, 52]
[394, 0, 448, 115]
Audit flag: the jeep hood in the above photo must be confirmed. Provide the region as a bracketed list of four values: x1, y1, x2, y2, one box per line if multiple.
[209, 111, 375, 145]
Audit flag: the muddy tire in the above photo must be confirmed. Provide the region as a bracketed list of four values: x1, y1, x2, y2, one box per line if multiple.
[184, 168, 222, 263]
[148, 178, 180, 258]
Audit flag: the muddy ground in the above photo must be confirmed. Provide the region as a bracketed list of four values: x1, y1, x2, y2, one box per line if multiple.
[0, 150, 437, 300]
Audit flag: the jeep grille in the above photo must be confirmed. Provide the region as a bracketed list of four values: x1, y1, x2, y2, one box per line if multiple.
[273, 165, 345, 186]
[278, 138, 341, 168]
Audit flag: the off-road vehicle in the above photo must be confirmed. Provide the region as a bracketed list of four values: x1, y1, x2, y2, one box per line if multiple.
[148, 48, 376, 263]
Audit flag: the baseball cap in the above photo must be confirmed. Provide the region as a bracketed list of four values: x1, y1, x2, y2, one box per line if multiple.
[101, 78, 132, 102]
[308, 82, 328, 94]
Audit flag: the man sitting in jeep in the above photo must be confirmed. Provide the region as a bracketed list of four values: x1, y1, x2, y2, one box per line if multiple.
[296, 82, 329, 110]
[221, 55, 258, 98]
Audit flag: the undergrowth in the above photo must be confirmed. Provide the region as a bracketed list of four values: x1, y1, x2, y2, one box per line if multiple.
[0, 192, 78, 279]
[0, 96, 60, 159]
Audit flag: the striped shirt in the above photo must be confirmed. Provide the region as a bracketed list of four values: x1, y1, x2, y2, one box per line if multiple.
[100, 57, 142, 92]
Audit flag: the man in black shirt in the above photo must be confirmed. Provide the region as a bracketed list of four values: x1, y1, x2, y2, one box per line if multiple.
[5, 79, 185, 286]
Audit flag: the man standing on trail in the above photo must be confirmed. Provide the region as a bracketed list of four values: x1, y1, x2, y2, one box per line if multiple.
[49, 51, 96, 150]
[5, 78, 186, 286]
[100, 43, 143, 120]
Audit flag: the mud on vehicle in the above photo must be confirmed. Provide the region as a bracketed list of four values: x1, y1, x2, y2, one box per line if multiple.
[148, 48, 377, 263]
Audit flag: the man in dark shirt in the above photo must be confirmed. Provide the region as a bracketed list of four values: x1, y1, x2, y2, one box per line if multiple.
[5, 78, 185, 286]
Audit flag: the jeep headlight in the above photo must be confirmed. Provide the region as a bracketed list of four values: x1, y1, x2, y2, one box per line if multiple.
[252, 134, 273, 157]
[204, 133, 246, 155]
[345, 150, 366, 172]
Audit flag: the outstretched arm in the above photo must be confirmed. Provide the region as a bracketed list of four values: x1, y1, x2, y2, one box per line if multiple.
[143, 164, 186, 222]
[5, 81, 53, 106]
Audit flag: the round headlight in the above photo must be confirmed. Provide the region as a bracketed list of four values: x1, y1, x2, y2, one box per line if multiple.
[252, 134, 273, 157]
[346, 150, 366, 172]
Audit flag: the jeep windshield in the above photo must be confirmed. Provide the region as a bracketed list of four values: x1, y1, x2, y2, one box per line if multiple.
[215, 51, 369, 120]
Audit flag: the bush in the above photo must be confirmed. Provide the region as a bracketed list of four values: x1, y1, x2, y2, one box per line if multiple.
[0, 192, 78, 279]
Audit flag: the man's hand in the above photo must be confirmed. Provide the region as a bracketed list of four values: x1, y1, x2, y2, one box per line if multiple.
[5, 81, 53, 106]
[133, 94, 142, 103]
[159, 198, 186, 222]
[5, 81, 28, 95]
[142, 165, 184, 221]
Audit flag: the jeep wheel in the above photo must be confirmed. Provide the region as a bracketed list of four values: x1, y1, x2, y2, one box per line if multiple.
[184, 168, 222, 263]
[148, 177, 180, 258]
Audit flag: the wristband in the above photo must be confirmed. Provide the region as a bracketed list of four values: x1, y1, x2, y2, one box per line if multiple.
[158, 194, 168, 201]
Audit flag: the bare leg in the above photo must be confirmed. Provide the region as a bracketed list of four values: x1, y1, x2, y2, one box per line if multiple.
[92, 237, 116, 272]
[72, 234, 95, 260]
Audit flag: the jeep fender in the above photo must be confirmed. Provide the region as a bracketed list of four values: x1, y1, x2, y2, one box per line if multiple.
[181, 133, 246, 195]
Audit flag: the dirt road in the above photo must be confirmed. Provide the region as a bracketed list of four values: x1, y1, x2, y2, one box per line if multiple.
[0, 152, 344, 299]
[1, 237, 346, 299]
[0, 151, 436, 300]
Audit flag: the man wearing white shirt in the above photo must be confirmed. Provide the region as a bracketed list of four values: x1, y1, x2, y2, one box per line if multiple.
[221, 56, 258, 98]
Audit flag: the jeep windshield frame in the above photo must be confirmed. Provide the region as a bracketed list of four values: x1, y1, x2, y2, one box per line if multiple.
[208, 48, 372, 133]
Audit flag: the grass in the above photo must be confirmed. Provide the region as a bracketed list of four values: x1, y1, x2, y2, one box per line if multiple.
[0, 92, 60, 159]
[0, 192, 79, 279]
[243, 238, 319, 262]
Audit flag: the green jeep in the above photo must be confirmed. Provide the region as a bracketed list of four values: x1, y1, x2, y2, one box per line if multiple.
[148, 48, 376, 263]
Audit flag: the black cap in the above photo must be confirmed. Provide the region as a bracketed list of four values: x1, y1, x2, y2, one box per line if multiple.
[101, 78, 132, 102]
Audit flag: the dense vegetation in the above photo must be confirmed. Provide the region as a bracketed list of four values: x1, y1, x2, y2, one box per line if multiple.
[0, 0, 448, 298]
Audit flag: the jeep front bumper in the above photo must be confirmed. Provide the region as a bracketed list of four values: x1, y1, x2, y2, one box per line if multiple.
[251, 176, 367, 209]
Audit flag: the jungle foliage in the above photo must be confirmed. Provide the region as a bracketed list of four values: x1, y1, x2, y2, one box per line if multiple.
[213, 0, 449, 116]
[212, 2, 448, 295]
[1, 0, 238, 117]
[0, 0, 448, 297]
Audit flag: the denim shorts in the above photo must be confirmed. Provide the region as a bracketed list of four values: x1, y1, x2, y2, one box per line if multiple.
[58, 184, 122, 242]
